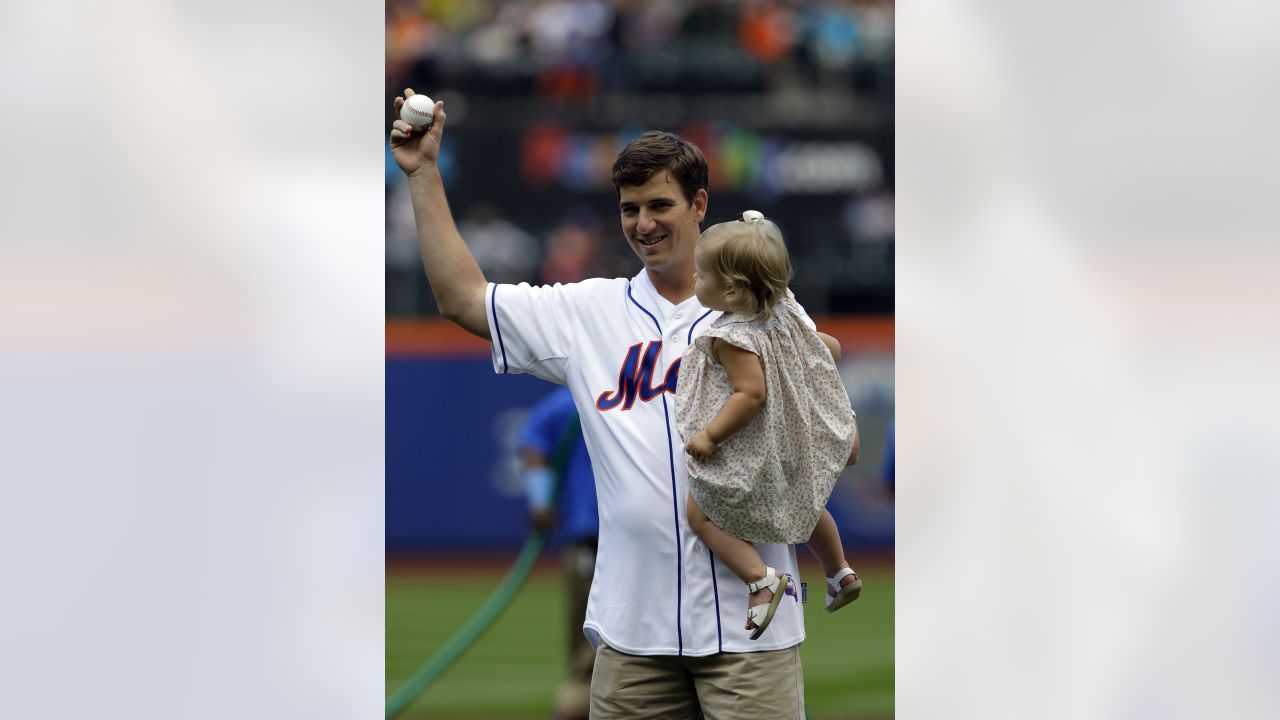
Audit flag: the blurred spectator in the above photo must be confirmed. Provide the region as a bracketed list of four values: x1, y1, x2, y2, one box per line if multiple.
[540, 211, 603, 284]
[529, 0, 607, 104]
[386, 0, 438, 89]
[853, 0, 895, 62]
[803, 0, 860, 74]
[455, 202, 540, 285]
[739, 0, 797, 63]
[386, 179, 420, 273]
[845, 190, 895, 244]
[463, 4, 525, 68]
[611, 0, 681, 53]
[423, 0, 487, 31]
[527, 0, 612, 63]
[518, 387, 598, 720]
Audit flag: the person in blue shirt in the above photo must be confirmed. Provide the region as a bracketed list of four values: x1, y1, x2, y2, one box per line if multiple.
[518, 386, 598, 720]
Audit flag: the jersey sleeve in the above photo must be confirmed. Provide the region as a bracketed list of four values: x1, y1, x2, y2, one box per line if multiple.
[486, 281, 582, 384]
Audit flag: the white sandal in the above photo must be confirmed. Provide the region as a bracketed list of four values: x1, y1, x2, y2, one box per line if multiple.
[825, 566, 863, 613]
[746, 567, 793, 640]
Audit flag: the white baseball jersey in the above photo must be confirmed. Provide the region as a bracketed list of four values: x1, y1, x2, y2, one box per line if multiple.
[485, 268, 810, 656]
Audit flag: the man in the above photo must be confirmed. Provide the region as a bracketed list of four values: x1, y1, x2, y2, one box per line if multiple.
[518, 386, 598, 720]
[390, 89, 829, 717]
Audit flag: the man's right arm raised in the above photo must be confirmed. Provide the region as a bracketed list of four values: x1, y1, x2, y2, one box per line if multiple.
[389, 89, 491, 340]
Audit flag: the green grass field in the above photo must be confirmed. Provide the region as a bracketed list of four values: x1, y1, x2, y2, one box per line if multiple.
[387, 557, 893, 719]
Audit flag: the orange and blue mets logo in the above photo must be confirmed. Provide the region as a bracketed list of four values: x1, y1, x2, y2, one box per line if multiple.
[596, 341, 681, 411]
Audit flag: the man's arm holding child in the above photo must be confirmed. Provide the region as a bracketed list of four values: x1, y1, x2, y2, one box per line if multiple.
[818, 332, 841, 361]
[815, 332, 860, 466]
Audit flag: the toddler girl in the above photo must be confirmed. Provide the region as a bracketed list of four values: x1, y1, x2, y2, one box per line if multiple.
[676, 210, 862, 640]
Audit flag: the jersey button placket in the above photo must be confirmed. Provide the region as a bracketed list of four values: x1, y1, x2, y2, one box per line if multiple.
[668, 312, 683, 342]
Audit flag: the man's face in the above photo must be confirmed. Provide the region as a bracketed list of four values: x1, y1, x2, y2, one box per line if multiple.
[618, 171, 708, 278]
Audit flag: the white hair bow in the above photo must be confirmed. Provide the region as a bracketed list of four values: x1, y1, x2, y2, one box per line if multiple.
[742, 210, 764, 222]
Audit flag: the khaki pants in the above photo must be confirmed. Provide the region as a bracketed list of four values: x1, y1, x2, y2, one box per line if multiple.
[589, 642, 805, 719]
[556, 540, 598, 719]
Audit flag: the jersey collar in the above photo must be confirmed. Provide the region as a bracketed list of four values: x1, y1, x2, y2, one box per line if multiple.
[632, 269, 715, 328]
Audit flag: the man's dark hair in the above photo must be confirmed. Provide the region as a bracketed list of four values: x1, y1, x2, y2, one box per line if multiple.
[611, 131, 709, 205]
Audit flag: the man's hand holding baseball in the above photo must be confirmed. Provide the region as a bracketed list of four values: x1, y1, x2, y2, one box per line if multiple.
[390, 88, 446, 177]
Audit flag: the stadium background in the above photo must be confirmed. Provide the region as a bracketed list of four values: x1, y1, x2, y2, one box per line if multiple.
[385, 1, 895, 717]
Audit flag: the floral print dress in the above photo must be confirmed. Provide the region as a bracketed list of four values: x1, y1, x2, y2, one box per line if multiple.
[675, 291, 858, 544]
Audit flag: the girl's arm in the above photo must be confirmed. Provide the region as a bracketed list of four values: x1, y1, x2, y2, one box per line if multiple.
[686, 338, 766, 459]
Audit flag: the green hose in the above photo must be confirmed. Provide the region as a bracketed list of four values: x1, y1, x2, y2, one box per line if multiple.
[385, 411, 581, 718]
[384, 531, 548, 718]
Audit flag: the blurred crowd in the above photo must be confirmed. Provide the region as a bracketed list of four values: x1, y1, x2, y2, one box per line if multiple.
[388, 0, 894, 102]
[386, 0, 894, 317]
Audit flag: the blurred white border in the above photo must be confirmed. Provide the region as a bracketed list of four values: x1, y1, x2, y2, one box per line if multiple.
[5, 0, 1280, 717]
[2, 1, 384, 717]
[898, 1, 1280, 718]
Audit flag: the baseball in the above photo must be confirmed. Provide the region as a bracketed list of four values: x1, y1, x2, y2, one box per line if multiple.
[400, 94, 435, 131]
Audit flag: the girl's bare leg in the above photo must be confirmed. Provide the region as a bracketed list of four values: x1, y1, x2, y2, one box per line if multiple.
[686, 491, 777, 629]
[806, 509, 858, 592]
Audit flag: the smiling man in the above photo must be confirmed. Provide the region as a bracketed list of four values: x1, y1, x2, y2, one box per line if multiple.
[614, 137, 707, 303]
[390, 90, 815, 718]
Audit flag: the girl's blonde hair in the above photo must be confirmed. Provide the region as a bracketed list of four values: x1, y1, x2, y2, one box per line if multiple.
[697, 212, 793, 318]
